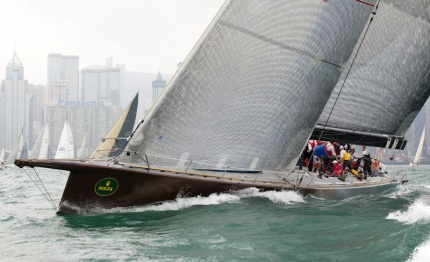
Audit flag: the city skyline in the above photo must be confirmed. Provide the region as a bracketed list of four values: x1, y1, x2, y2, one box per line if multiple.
[0, 0, 224, 85]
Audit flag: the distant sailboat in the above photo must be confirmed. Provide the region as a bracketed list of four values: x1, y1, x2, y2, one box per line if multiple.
[90, 92, 139, 159]
[30, 121, 51, 159]
[77, 132, 89, 159]
[0, 148, 4, 169]
[6, 128, 27, 166]
[55, 119, 75, 159]
[410, 128, 425, 166]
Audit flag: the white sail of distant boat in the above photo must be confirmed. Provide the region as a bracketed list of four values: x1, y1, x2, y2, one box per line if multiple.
[411, 127, 425, 166]
[77, 132, 88, 159]
[30, 121, 50, 159]
[0, 148, 4, 161]
[0, 148, 4, 168]
[55, 119, 75, 159]
[5, 128, 27, 165]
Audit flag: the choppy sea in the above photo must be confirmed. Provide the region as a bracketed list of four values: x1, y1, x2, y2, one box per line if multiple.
[1, 165, 430, 261]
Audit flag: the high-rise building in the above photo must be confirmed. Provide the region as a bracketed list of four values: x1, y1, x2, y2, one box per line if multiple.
[45, 103, 123, 157]
[0, 52, 32, 152]
[47, 54, 79, 106]
[28, 84, 47, 146]
[81, 67, 121, 107]
[152, 71, 166, 104]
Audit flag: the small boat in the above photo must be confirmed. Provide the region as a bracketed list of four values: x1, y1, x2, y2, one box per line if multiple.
[0, 148, 4, 170]
[29, 120, 51, 159]
[54, 119, 75, 159]
[410, 128, 426, 167]
[6, 128, 27, 166]
[15, 0, 430, 213]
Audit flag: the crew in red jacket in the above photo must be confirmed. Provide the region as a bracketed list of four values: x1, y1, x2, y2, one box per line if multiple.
[330, 160, 343, 177]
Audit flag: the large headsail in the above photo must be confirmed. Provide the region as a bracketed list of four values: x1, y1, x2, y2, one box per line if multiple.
[90, 92, 139, 158]
[314, 0, 430, 149]
[120, 0, 377, 171]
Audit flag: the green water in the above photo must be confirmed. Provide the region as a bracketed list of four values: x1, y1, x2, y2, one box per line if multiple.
[1, 166, 430, 261]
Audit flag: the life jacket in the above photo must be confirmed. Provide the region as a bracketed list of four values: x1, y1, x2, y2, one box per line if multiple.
[373, 160, 379, 170]
[307, 140, 320, 150]
[341, 150, 350, 161]
[331, 164, 343, 177]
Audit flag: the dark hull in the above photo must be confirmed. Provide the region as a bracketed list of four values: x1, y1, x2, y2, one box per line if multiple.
[16, 159, 253, 213]
[60, 169, 251, 214]
[15, 159, 402, 214]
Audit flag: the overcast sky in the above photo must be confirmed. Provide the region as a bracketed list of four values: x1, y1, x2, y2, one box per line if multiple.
[1, 0, 225, 85]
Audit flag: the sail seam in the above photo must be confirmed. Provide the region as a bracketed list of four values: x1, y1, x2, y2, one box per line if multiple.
[218, 20, 342, 68]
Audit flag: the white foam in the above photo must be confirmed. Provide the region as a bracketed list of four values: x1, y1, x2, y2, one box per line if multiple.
[80, 188, 304, 214]
[133, 192, 241, 212]
[136, 188, 304, 212]
[407, 238, 430, 262]
[235, 187, 305, 205]
[386, 199, 430, 224]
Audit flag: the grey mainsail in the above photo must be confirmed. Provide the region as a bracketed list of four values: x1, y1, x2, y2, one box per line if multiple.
[314, 0, 430, 149]
[121, 0, 377, 171]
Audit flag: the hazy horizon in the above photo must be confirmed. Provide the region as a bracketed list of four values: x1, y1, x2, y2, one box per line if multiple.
[1, 0, 224, 85]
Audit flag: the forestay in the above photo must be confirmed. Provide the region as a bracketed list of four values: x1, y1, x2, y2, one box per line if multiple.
[121, 0, 376, 171]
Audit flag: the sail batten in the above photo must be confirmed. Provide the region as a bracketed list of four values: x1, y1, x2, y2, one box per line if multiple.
[122, 0, 377, 171]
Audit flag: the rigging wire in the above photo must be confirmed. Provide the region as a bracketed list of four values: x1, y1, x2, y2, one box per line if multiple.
[318, 1, 380, 141]
[23, 167, 57, 209]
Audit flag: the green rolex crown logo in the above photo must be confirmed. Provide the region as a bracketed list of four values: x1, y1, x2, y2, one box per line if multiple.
[95, 178, 119, 196]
